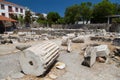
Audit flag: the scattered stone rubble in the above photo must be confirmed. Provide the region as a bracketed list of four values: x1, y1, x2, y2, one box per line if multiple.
[113, 38, 120, 46]
[0, 29, 120, 80]
[72, 36, 85, 43]
[0, 31, 57, 44]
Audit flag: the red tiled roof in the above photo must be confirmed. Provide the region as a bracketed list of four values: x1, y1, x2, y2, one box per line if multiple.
[0, 0, 25, 8]
[0, 15, 17, 22]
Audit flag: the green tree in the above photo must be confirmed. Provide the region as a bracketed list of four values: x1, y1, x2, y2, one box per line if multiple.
[114, 3, 120, 15]
[58, 17, 65, 24]
[47, 12, 60, 26]
[93, 0, 115, 23]
[24, 10, 32, 27]
[37, 14, 47, 27]
[18, 15, 24, 25]
[79, 2, 93, 24]
[10, 14, 18, 20]
[64, 4, 80, 24]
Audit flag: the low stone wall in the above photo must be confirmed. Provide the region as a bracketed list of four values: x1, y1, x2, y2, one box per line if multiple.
[51, 24, 111, 31]
[17, 29, 95, 36]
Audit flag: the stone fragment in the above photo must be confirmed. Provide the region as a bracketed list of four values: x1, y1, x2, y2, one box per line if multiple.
[82, 47, 97, 67]
[49, 74, 57, 79]
[67, 39, 72, 52]
[113, 38, 120, 46]
[55, 62, 66, 69]
[61, 36, 69, 46]
[1, 39, 13, 44]
[72, 36, 84, 43]
[66, 33, 75, 39]
[61, 36, 72, 52]
[19, 41, 59, 76]
[11, 39, 18, 44]
[18, 32, 25, 36]
[16, 45, 31, 51]
[94, 45, 110, 57]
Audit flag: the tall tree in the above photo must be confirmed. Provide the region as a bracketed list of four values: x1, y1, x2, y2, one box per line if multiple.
[18, 15, 24, 25]
[79, 2, 93, 24]
[37, 14, 47, 27]
[64, 4, 80, 24]
[47, 12, 60, 26]
[93, 0, 115, 23]
[58, 17, 65, 24]
[24, 10, 32, 27]
[114, 3, 120, 15]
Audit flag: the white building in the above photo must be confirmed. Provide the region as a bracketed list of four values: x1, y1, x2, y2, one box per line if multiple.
[42, 13, 47, 18]
[31, 11, 38, 18]
[0, 0, 26, 18]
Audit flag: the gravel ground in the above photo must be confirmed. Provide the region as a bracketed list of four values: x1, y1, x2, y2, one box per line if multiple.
[0, 38, 120, 80]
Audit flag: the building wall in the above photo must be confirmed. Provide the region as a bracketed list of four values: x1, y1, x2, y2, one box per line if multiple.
[0, 2, 26, 18]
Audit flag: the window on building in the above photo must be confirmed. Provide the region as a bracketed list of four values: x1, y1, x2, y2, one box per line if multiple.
[1, 4, 5, 9]
[8, 6, 12, 12]
[9, 13, 13, 18]
[1, 13, 5, 16]
[20, 8, 23, 13]
[15, 7, 18, 12]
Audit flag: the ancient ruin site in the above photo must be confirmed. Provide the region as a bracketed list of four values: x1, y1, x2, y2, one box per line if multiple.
[0, 28, 120, 80]
[0, 0, 120, 80]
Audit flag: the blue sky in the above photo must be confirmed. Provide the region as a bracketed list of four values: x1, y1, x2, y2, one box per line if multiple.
[7, 0, 120, 17]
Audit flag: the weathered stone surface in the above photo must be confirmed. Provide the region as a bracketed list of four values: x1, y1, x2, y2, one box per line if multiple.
[82, 47, 97, 67]
[72, 36, 84, 43]
[66, 33, 75, 39]
[113, 38, 120, 46]
[11, 39, 18, 44]
[55, 62, 66, 69]
[61, 36, 69, 46]
[1, 39, 13, 44]
[19, 41, 59, 76]
[18, 32, 26, 36]
[95, 29, 107, 36]
[10, 72, 25, 79]
[0, 53, 22, 79]
[16, 45, 31, 51]
[67, 39, 72, 52]
[94, 45, 110, 57]
[61, 36, 72, 52]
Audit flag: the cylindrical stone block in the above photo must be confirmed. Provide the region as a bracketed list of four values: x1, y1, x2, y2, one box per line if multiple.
[19, 41, 59, 76]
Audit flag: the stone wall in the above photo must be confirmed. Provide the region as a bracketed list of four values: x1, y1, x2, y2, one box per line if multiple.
[109, 23, 120, 32]
[51, 24, 111, 31]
